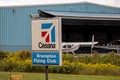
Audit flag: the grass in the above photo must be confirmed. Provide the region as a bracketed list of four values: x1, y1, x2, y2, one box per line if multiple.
[0, 72, 120, 80]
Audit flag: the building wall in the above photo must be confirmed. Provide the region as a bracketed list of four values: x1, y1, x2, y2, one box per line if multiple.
[0, 3, 120, 51]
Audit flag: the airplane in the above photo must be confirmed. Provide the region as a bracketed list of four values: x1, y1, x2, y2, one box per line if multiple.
[62, 42, 98, 55]
[94, 39, 120, 53]
[62, 35, 98, 56]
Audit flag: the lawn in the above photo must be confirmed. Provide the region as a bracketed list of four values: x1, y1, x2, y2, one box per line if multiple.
[0, 72, 120, 80]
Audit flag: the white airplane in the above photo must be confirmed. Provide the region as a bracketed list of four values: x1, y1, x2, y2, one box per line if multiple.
[62, 42, 98, 55]
[62, 35, 98, 55]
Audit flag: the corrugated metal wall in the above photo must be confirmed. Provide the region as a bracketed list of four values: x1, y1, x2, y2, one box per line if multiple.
[0, 7, 34, 51]
[39, 3, 120, 13]
[0, 3, 120, 51]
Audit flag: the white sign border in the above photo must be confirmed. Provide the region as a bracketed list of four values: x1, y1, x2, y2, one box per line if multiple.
[31, 17, 62, 66]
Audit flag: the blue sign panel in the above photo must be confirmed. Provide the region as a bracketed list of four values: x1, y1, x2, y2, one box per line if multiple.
[32, 52, 60, 65]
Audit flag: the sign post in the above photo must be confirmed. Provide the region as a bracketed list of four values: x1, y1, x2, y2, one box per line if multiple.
[31, 18, 62, 80]
[45, 66, 48, 80]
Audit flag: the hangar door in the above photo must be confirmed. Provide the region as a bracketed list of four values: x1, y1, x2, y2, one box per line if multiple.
[62, 19, 120, 45]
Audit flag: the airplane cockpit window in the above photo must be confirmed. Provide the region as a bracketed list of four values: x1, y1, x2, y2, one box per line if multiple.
[63, 45, 73, 48]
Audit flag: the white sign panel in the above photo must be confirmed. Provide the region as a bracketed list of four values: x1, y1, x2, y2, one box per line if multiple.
[31, 18, 62, 65]
[32, 18, 61, 51]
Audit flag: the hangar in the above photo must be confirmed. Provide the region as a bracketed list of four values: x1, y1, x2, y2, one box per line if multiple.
[0, 1, 120, 52]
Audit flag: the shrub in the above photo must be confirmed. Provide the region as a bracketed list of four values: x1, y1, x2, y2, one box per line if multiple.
[62, 54, 75, 62]
[84, 63, 120, 76]
[100, 52, 120, 66]
[1, 50, 120, 76]
[77, 52, 120, 66]
[16, 50, 31, 60]
[0, 50, 8, 60]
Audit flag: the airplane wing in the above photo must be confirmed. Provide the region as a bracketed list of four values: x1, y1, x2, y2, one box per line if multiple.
[62, 42, 98, 54]
[62, 42, 98, 46]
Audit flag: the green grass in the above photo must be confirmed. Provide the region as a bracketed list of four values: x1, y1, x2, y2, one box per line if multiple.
[0, 72, 120, 80]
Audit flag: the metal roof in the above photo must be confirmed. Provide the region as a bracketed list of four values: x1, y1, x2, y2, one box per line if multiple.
[40, 10, 120, 20]
[0, 1, 120, 8]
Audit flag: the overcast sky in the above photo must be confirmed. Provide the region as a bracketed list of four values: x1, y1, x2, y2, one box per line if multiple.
[0, 0, 120, 8]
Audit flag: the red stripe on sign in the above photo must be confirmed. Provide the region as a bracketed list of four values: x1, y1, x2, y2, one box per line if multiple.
[42, 32, 47, 37]
[46, 34, 49, 42]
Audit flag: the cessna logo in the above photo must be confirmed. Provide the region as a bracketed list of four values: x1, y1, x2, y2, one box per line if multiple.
[38, 23, 56, 49]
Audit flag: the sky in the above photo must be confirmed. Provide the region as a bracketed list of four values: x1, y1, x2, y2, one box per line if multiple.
[0, 0, 120, 8]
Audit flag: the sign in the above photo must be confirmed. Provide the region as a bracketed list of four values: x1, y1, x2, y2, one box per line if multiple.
[32, 52, 60, 65]
[31, 18, 62, 65]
